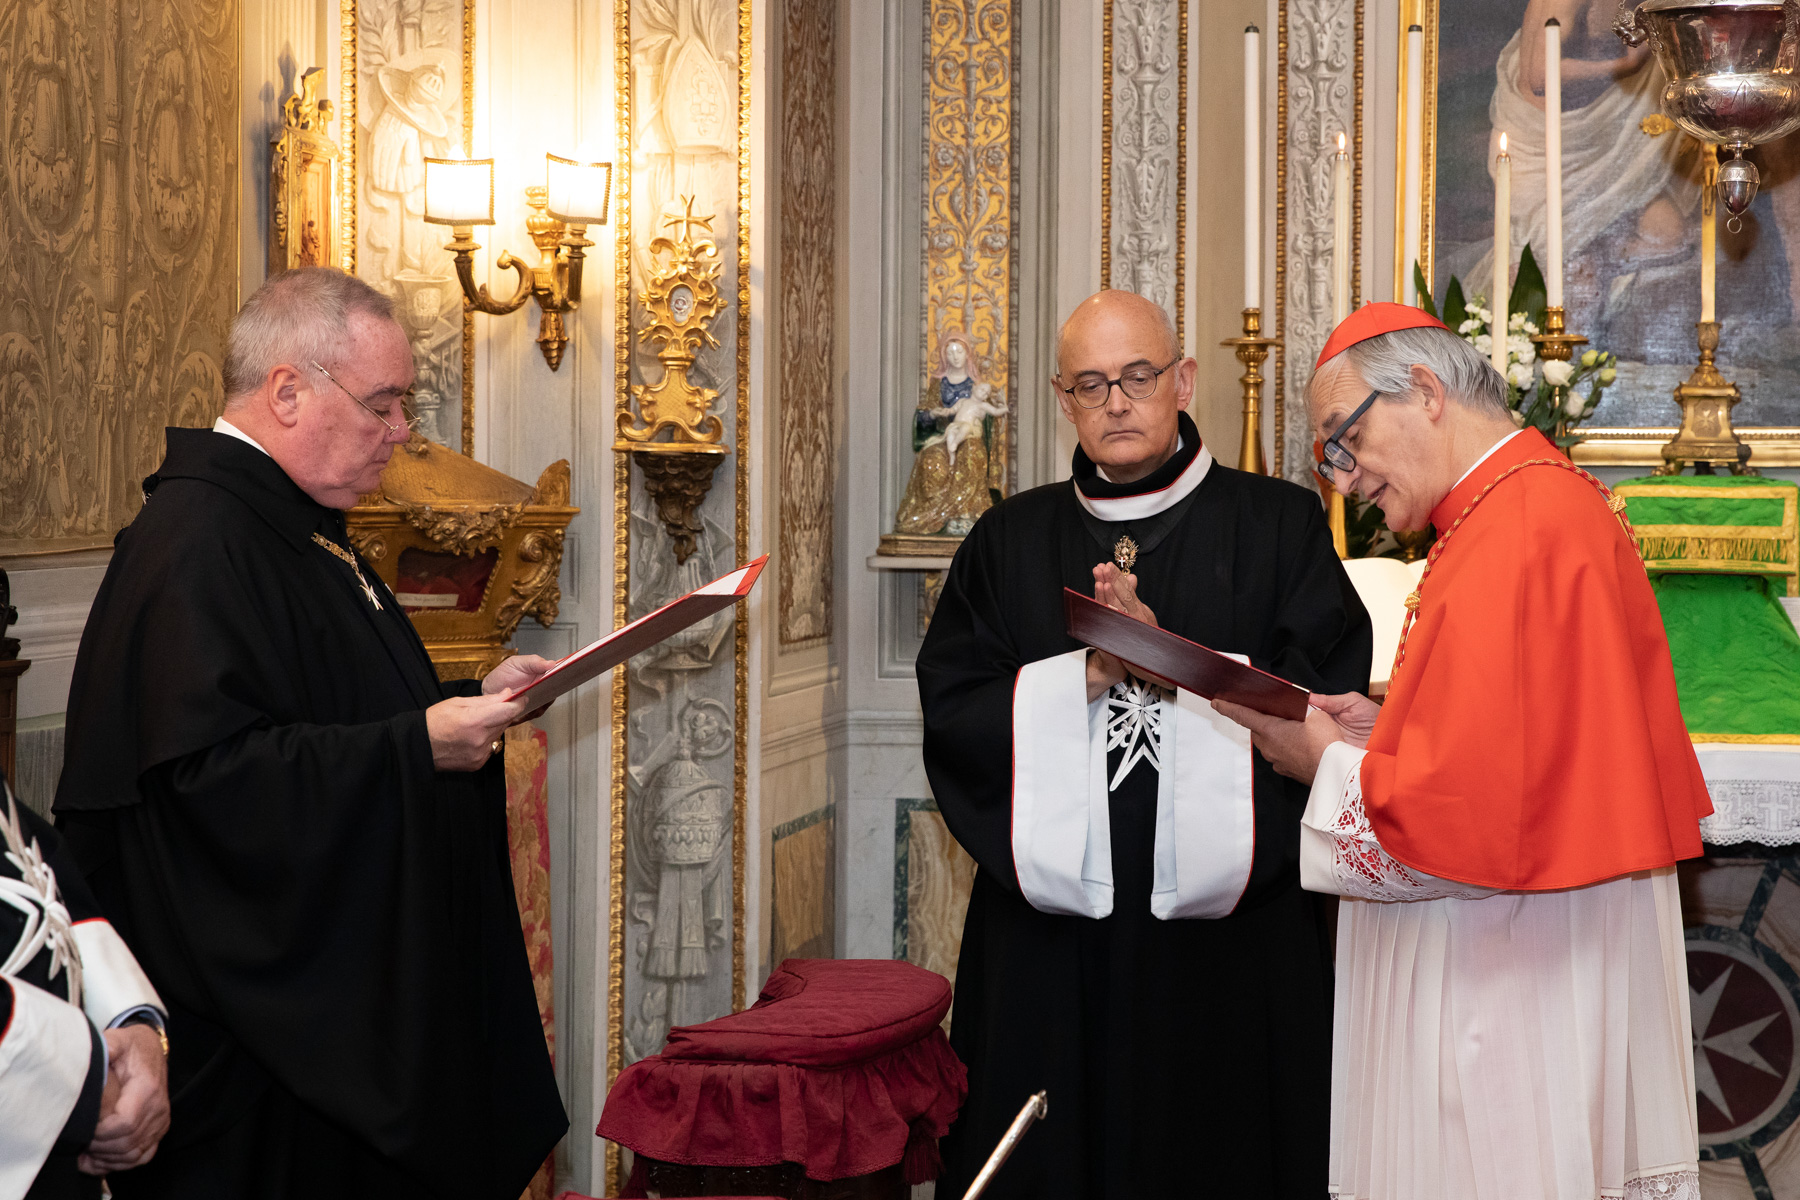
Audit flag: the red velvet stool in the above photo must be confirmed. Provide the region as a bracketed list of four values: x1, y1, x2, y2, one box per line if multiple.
[598, 959, 967, 1199]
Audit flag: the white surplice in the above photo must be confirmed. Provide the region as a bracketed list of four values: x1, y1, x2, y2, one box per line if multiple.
[1302, 742, 1701, 1200]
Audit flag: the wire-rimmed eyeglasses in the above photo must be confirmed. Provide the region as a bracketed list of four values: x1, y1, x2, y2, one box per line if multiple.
[1057, 357, 1179, 409]
[1314, 390, 1379, 486]
[310, 359, 422, 436]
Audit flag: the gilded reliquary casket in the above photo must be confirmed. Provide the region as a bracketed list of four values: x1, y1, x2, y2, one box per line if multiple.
[347, 438, 579, 681]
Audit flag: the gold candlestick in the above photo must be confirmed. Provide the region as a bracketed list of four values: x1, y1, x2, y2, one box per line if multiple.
[1658, 321, 1754, 475]
[1222, 307, 1280, 475]
[1529, 304, 1587, 363]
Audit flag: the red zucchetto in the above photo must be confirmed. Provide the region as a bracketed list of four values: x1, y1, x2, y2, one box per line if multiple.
[1314, 301, 1451, 370]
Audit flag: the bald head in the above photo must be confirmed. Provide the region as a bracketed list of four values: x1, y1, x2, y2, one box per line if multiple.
[1051, 289, 1194, 484]
[1056, 290, 1179, 375]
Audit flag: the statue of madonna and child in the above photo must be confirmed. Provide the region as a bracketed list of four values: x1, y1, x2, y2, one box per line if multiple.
[893, 330, 1008, 538]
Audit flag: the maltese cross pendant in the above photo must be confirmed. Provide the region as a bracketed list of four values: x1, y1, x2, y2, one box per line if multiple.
[1112, 534, 1138, 574]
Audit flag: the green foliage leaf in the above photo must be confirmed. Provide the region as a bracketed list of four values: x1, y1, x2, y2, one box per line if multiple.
[1441, 276, 1468, 333]
[1509, 244, 1547, 330]
[1413, 262, 1438, 319]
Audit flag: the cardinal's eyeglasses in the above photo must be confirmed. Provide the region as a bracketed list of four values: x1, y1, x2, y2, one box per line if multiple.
[1314, 390, 1379, 486]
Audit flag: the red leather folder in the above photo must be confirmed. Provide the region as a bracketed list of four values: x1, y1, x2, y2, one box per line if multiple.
[1064, 587, 1310, 721]
[514, 555, 768, 706]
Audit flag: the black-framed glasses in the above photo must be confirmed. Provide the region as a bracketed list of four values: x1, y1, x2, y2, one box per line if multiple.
[1058, 357, 1180, 409]
[1315, 390, 1379, 486]
[310, 359, 421, 435]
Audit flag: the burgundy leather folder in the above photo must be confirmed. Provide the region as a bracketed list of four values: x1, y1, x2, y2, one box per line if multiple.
[515, 555, 768, 706]
[1064, 587, 1310, 721]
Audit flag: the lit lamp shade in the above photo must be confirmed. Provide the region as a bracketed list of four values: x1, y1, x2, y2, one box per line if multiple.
[423, 157, 495, 226]
[545, 153, 612, 225]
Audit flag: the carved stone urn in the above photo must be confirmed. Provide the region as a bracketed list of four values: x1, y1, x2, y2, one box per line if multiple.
[346, 436, 579, 681]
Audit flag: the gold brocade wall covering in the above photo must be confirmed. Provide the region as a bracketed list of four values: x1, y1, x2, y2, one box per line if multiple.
[609, 2, 751, 1180]
[0, 0, 239, 555]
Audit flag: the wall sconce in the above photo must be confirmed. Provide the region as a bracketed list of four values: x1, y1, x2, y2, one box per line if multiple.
[423, 151, 612, 371]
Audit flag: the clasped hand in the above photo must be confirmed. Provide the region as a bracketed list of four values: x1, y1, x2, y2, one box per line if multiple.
[78, 1023, 169, 1176]
[425, 653, 558, 771]
[1211, 691, 1381, 785]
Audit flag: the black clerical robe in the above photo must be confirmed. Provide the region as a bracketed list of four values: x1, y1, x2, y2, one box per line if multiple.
[53, 428, 566, 1200]
[918, 415, 1371, 1200]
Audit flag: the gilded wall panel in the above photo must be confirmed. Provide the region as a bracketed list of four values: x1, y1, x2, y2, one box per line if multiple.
[0, 0, 239, 555]
[612, 0, 751, 1094]
[887, 0, 1016, 546]
[775, 0, 834, 648]
[339, 0, 473, 453]
[1104, 0, 1185, 337]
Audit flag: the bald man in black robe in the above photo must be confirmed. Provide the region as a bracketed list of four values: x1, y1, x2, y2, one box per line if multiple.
[918, 291, 1371, 1199]
[53, 268, 566, 1199]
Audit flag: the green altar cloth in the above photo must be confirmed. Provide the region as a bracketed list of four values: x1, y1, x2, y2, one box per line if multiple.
[1613, 474, 1798, 596]
[1616, 475, 1800, 743]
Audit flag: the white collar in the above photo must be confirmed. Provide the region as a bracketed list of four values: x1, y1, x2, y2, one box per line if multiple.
[1450, 429, 1522, 491]
[212, 416, 271, 458]
[1075, 438, 1214, 522]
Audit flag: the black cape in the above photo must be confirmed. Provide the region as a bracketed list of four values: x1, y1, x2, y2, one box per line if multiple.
[53, 429, 566, 1199]
[917, 430, 1371, 1200]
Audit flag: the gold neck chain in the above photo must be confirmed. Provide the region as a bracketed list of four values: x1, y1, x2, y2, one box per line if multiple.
[310, 533, 384, 609]
[1389, 457, 1631, 685]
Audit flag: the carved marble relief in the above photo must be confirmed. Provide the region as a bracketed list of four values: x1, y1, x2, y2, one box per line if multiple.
[0, 0, 238, 555]
[618, 0, 746, 1070]
[1106, 0, 1182, 329]
[1277, 0, 1357, 483]
[775, 0, 834, 647]
[895, 0, 1016, 543]
[342, 0, 470, 452]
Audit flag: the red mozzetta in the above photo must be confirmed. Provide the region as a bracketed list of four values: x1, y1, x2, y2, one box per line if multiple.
[1361, 428, 1712, 890]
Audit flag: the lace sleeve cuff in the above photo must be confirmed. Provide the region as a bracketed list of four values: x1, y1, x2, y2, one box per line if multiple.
[1299, 743, 1498, 902]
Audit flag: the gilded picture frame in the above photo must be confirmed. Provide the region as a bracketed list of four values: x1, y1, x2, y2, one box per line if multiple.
[1400, 0, 1800, 468]
[337, 0, 477, 457]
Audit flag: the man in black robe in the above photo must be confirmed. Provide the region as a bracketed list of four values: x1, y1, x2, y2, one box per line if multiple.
[53, 267, 567, 1199]
[918, 290, 1371, 1199]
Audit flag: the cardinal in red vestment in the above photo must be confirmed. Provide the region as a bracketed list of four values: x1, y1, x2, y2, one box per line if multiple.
[1216, 303, 1712, 1200]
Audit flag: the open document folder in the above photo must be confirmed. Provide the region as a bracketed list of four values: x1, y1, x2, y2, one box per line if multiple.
[1063, 587, 1309, 721]
[514, 554, 768, 707]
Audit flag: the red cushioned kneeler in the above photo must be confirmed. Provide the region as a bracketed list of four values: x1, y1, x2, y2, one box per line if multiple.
[598, 959, 968, 1199]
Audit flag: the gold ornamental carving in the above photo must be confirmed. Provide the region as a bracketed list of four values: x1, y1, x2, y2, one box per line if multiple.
[616, 195, 731, 564]
[269, 67, 340, 275]
[346, 437, 578, 680]
[618, 196, 730, 447]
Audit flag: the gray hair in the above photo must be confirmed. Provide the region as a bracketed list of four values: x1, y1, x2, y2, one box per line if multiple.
[1312, 324, 1511, 417]
[223, 267, 397, 402]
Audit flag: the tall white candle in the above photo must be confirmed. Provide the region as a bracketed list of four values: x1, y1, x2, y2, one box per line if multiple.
[1544, 18, 1564, 308]
[1492, 133, 1512, 377]
[1702, 144, 1718, 323]
[1244, 24, 1262, 310]
[1333, 132, 1352, 323]
[1402, 23, 1425, 305]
